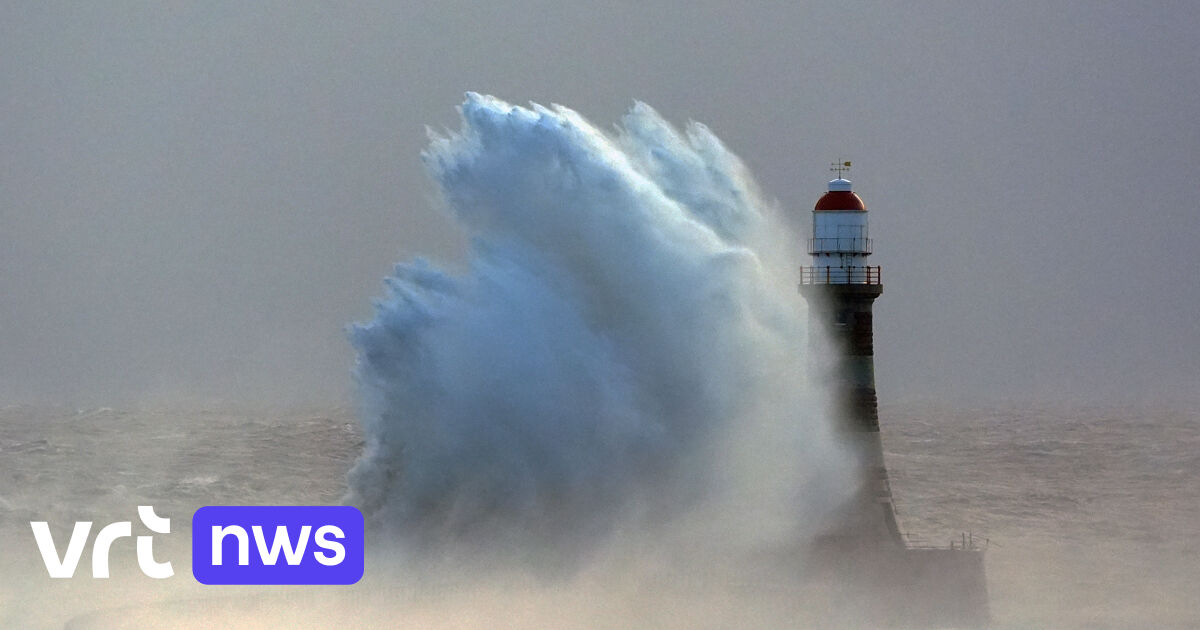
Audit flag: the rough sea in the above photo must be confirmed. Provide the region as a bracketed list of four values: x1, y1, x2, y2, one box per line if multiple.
[1, 401, 1196, 628]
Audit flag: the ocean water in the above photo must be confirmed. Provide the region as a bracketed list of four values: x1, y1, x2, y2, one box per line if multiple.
[0, 401, 1195, 628]
[884, 402, 1200, 628]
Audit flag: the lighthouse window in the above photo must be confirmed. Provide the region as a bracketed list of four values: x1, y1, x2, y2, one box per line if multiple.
[836, 309, 851, 325]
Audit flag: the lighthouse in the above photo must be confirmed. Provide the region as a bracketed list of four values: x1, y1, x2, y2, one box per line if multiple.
[799, 163, 902, 545]
[797, 163, 989, 625]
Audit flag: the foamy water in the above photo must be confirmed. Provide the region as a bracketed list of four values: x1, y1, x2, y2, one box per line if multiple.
[346, 95, 847, 564]
[1, 402, 1196, 628]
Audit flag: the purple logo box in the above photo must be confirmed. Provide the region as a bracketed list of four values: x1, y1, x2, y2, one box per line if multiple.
[192, 506, 364, 585]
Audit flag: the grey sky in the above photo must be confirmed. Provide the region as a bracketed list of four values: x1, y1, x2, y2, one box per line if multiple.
[2, 1, 1197, 406]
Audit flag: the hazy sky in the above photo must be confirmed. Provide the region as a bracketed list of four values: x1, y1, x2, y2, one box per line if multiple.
[2, 1, 1197, 406]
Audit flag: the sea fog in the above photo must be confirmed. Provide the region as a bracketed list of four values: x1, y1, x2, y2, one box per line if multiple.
[1, 402, 1196, 628]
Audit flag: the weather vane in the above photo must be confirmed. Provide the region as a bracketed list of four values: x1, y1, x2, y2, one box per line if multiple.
[830, 160, 852, 178]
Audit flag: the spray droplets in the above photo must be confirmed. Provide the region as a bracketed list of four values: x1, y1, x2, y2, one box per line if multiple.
[347, 95, 847, 565]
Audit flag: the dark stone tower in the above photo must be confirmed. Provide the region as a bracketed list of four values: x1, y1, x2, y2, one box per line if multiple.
[798, 168, 990, 627]
[798, 174, 901, 544]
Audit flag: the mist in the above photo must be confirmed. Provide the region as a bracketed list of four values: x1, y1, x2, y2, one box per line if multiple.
[345, 95, 850, 569]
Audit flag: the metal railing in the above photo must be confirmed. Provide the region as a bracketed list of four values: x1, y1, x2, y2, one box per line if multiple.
[800, 266, 882, 285]
[808, 237, 873, 254]
[903, 531, 988, 551]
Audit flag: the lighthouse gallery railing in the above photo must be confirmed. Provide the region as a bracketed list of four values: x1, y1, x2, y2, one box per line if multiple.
[800, 266, 882, 285]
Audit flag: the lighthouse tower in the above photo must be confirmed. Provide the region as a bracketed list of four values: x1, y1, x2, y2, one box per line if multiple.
[799, 163, 902, 545]
[797, 164, 989, 626]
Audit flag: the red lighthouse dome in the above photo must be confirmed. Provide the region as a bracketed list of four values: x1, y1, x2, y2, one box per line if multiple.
[814, 178, 866, 211]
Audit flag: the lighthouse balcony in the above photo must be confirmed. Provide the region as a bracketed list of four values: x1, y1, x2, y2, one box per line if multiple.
[808, 237, 873, 255]
[800, 265, 882, 285]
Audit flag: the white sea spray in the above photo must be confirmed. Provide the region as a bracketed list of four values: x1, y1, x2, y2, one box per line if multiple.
[346, 94, 851, 565]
